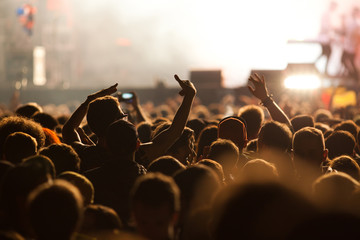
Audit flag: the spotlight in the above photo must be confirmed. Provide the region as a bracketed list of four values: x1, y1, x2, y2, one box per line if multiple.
[284, 74, 321, 89]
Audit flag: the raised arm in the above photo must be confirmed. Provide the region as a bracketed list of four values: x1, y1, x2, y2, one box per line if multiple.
[62, 84, 118, 145]
[248, 73, 292, 128]
[127, 92, 151, 124]
[141, 74, 196, 163]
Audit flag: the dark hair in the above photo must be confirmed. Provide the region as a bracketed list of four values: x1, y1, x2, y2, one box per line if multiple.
[57, 171, 94, 206]
[187, 119, 206, 141]
[326, 130, 355, 159]
[334, 120, 358, 141]
[39, 143, 81, 175]
[197, 159, 224, 182]
[131, 172, 180, 213]
[15, 103, 42, 118]
[81, 204, 122, 232]
[208, 139, 239, 162]
[32, 112, 59, 130]
[137, 122, 152, 143]
[105, 119, 138, 157]
[258, 121, 292, 152]
[291, 115, 315, 133]
[196, 126, 218, 161]
[314, 122, 331, 134]
[293, 127, 325, 164]
[3, 132, 37, 164]
[87, 96, 123, 137]
[148, 155, 186, 176]
[0, 116, 46, 157]
[330, 156, 360, 181]
[27, 180, 83, 240]
[238, 105, 264, 140]
[22, 155, 56, 179]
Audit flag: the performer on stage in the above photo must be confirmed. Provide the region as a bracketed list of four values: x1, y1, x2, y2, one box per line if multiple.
[341, 7, 360, 83]
[316, 2, 339, 75]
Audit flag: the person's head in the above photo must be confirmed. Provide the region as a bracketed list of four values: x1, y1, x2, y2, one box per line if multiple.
[105, 119, 139, 159]
[136, 122, 152, 143]
[131, 173, 180, 240]
[3, 132, 37, 164]
[87, 96, 127, 137]
[330, 156, 360, 181]
[314, 122, 331, 134]
[0, 116, 45, 157]
[214, 183, 316, 240]
[218, 117, 247, 151]
[293, 127, 328, 168]
[326, 130, 356, 159]
[22, 155, 56, 179]
[58, 171, 94, 206]
[27, 180, 83, 240]
[313, 172, 359, 211]
[147, 156, 186, 176]
[173, 166, 220, 225]
[39, 143, 81, 175]
[81, 204, 122, 234]
[196, 125, 218, 161]
[239, 159, 279, 183]
[334, 120, 358, 141]
[238, 105, 264, 140]
[291, 115, 315, 133]
[197, 159, 225, 183]
[314, 109, 332, 123]
[207, 139, 239, 178]
[32, 112, 58, 131]
[258, 121, 292, 153]
[15, 103, 42, 118]
[187, 118, 206, 141]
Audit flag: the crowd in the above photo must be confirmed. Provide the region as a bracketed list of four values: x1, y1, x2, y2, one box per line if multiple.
[0, 72, 360, 240]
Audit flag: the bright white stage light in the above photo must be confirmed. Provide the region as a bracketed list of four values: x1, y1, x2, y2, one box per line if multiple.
[33, 46, 46, 86]
[284, 74, 321, 89]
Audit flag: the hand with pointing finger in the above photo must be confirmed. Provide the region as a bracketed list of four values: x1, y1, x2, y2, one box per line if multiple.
[247, 73, 269, 101]
[174, 74, 197, 97]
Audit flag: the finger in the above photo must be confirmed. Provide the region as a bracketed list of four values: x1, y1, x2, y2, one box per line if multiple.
[261, 75, 265, 83]
[254, 73, 262, 81]
[248, 76, 258, 84]
[178, 90, 185, 96]
[247, 85, 255, 94]
[174, 74, 182, 83]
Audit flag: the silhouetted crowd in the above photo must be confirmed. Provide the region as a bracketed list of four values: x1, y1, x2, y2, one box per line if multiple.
[1, 73, 360, 240]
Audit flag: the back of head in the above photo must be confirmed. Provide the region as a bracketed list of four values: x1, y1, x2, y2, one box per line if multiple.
[81, 204, 122, 233]
[291, 115, 315, 133]
[0, 116, 45, 157]
[131, 173, 180, 240]
[330, 156, 360, 181]
[32, 112, 58, 131]
[258, 121, 292, 152]
[39, 143, 81, 175]
[197, 159, 224, 183]
[15, 103, 42, 118]
[136, 122, 152, 143]
[218, 117, 247, 150]
[87, 96, 123, 137]
[314, 122, 331, 134]
[22, 155, 56, 179]
[3, 132, 37, 164]
[131, 172, 180, 214]
[147, 156, 186, 176]
[293, 127, 326, 166]
[334, 120, 358, 140]
[314, 109, 332, 122]
[58, 171, 94, 206]
[27, 180, 83, 240]
[238, 105, 264, 140]
[196, 125, 218, 160]
[105, 119, 138, 157]
[312, 172, 359, 210]
[187, 118, 206, 141]
[325, 130, 355, 159]
[214, 182, 315, 240]
[239, 159, 279, 183]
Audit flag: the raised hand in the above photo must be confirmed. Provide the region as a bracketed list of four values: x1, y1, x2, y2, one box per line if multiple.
[248, 73, 269, 101]
[86, 83, 118, 103]
[174, 74, 196, 97]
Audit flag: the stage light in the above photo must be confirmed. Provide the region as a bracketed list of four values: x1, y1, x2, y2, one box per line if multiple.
[284, 74, 321, 89]
[33, 46, 46, 86]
